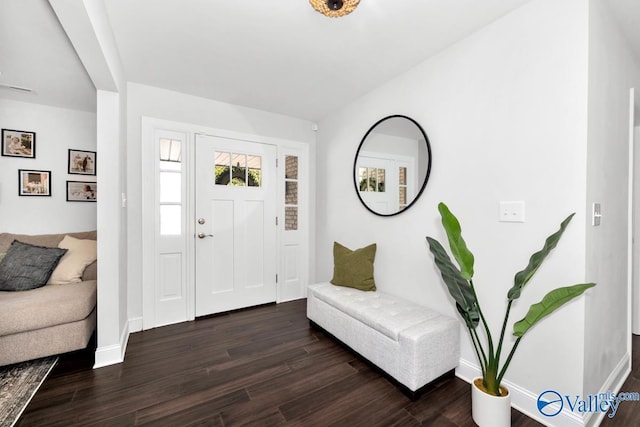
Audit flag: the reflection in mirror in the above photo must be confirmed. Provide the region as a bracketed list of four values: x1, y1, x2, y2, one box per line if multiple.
[354, 115, 431, 216]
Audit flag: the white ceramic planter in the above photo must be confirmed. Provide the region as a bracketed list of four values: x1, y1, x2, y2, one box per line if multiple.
[471, 377, 511, 427]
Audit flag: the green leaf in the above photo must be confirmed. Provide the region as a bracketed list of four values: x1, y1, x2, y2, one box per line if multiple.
[456, 302, 480, 329]
[438, 203, 475, 280]
[507, 213, 575, 300]
[512, 283, 595, 337]
[427, 237, 479, 328]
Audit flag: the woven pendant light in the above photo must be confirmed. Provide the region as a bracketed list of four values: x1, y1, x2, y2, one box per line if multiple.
[309, 0, 360, 18]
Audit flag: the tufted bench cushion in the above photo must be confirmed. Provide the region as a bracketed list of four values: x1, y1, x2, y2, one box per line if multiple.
[307, 282, 460, 394]
[310, 283, 442, 341]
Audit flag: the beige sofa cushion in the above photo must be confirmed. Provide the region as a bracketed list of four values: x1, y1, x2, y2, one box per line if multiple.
[48, 236, 97, 285]
[0, 280, 96, 336]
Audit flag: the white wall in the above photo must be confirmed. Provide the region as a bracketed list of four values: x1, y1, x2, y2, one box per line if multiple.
[584, 0, 640, 406]
[126, 82, 317, 325]
[49, 0, 129, 368]
[316, 0, 589, 420]
[0, 99, 97, 234]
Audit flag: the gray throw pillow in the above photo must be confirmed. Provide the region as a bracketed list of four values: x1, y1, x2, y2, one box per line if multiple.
[0, 240, 68, 291]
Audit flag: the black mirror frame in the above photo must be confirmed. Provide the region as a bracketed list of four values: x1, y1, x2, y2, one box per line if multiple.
[353, 114, 432, 217]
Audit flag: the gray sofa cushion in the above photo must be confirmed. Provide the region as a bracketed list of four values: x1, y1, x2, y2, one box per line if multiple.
[0, 241, 67, 291]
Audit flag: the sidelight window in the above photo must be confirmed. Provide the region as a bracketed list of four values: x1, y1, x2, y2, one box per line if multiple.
[159, 138, 183, 235]
[285, 156, 299, 231]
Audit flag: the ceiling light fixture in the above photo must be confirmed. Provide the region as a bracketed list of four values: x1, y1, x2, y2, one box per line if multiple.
[309, 0, 360, 18]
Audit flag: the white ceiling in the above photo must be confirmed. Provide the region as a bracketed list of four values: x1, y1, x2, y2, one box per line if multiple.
[103, 0, 535, 121]
[2, 0, 640, 121]
[0, 0, 96, 112]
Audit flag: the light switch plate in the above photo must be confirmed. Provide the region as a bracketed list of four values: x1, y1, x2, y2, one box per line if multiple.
[499, 201, 525, 222]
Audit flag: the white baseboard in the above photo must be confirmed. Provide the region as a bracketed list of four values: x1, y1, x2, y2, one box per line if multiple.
[93, 322, 130, 369]
[128, 317, 143, 333]
[456, 358, 584, 427]
[584, 352, 631, 427]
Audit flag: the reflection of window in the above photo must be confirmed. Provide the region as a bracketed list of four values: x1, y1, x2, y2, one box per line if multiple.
[215, 151, 262, 187]
[159, 139, 182, 235]
[285, 156, 299, 231]
[359, 167, 385, 192]
[399, 166, 407, 210]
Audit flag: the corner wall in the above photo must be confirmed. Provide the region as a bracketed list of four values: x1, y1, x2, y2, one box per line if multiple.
[0, 99, 97, 234]
[316, 0, 589, 421]
[584, 0, 640, 411]
[49, 0, 129, 368]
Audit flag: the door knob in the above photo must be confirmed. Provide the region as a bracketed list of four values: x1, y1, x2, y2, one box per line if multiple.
[198, 218, 206, 225]
[198, 232, 213, 239]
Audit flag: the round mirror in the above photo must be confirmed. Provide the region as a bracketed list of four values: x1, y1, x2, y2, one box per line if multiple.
[353, 115, 432, 216]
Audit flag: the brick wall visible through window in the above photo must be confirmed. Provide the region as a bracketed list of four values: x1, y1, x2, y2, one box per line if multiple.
[285, 156, 298, 231]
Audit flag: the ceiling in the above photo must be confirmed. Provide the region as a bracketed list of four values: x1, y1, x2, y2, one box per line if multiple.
[2, 0, 640, 121]
[0, 0, 96, 112]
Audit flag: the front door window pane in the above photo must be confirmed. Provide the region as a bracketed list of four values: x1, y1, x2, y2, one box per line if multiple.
[215, 152, 231, 185]
[247, 155, 262, 187]
[231, 154, 247, 186]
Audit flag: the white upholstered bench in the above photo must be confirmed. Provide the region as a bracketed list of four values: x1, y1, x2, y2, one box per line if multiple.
[307, 282, 460, 397]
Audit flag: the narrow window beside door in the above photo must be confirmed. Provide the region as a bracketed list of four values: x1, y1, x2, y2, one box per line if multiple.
[285, 156, 299, 231]
[159, 138, 183, 235]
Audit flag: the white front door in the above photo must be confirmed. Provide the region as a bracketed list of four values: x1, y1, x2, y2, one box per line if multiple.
[195, 134, 277, 316]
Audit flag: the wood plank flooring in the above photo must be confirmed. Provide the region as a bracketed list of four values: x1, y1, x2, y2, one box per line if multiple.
[600, 334, 640, 426]
[17, 300, 550, 426]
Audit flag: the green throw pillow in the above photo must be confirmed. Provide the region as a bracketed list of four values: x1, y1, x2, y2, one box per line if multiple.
[330, 242, 377, 291]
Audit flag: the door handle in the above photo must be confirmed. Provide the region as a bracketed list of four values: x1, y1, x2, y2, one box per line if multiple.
[197, 232, 213, 239]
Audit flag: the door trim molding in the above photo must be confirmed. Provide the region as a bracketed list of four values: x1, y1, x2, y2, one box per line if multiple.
[140, 117, 310, 330]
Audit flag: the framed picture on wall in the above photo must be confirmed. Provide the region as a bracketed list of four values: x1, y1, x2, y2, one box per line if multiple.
[68, 149, 96, 175]
[66, 181, 97, 202]
[18, 169, 51, 196]
[2, 129, 36, 158]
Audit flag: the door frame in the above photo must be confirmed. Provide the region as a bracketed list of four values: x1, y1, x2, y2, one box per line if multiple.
[141, 117, 310, 329]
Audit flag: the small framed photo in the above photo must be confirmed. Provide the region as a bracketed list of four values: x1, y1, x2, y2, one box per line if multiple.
[68, 149, 96, 175]
[2, 129, 36, 158]
[18, 170, 51, 196]
[66, 181, 97, 202]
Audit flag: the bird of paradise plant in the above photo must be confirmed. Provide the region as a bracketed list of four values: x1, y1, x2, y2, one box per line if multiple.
[426, 202, 595, 396]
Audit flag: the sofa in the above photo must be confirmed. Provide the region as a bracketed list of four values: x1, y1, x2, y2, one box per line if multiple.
[307, 282, 460, 397]
[0, 231, 97, 366]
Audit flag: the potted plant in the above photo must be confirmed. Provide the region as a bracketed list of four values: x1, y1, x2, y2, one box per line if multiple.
[426, 203, 595, 427]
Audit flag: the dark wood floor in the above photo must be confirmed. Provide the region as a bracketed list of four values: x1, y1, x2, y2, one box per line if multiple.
[16, 299, 581, 426]
[600, 334, 640, 426]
